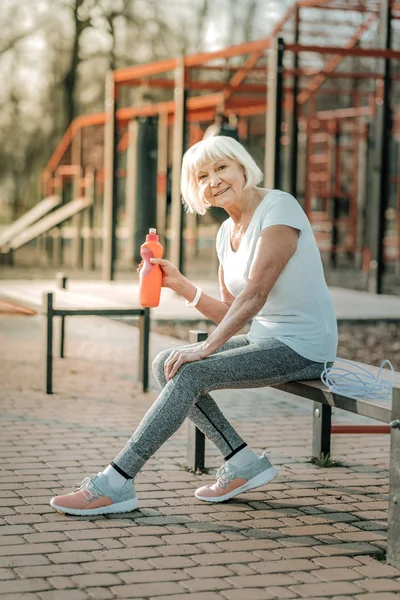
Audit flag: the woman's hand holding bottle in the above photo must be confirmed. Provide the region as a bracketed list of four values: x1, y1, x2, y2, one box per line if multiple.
[137, 258, 183, 292]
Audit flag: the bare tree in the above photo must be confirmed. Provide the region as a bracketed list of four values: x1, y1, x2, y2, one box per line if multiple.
[0, 0, 295, 219]
[61, 0, 92, 126]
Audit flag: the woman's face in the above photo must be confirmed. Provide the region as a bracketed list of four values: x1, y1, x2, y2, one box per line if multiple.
[195, 158, 246, 209]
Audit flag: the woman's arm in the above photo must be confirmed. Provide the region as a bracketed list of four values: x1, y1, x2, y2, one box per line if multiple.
[202, 225, 299, 354]
[163, 225, 299, 381]
[174, 264, 233, 323]
[149, 259, 231, 323]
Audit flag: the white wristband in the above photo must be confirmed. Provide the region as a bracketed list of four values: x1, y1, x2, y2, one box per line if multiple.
[186, 287, 202, 308]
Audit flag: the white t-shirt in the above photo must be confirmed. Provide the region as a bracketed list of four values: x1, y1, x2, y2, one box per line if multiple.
[216, 189, 338, 363]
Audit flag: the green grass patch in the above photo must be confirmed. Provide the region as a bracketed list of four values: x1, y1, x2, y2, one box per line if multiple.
[310, 454, 346, 468]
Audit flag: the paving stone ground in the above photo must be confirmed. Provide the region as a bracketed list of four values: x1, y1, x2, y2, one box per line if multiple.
[0, 312, 398, 600]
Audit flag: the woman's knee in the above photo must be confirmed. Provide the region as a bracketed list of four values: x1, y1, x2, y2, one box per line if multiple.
[152, 348, 173, 379]
[152, 349, 169, 373]
[152, 342, 197, 376]
[174, 361, 207, 393]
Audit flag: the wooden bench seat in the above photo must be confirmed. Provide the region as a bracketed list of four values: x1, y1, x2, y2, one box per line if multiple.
[186, 330, 400, 568]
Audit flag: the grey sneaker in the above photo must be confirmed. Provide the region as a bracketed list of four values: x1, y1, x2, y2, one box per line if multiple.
[50, 472, 138, 516]
[195, 452, 277, 503]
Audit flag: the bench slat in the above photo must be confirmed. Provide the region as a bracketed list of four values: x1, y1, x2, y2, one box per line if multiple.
[274, 380, 392, 424]
[51, 308, 145, 317]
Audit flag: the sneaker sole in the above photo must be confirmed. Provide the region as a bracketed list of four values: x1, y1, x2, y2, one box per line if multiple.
[195, 465, 278, 503]
[49, 497, 139, 516]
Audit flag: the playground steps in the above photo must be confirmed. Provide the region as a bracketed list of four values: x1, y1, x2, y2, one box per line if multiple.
[1, 196, 92, 254]
[0, 196, 60, 251]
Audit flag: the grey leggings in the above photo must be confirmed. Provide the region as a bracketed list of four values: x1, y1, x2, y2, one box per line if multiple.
[112, 335, 327, 478]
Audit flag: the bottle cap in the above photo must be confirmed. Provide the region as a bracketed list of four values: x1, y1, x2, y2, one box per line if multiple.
[146, 228, 159, 241]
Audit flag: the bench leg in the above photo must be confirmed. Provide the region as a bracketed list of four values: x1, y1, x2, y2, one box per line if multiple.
[56, 274, 68, 358]
[138, 309, 150, 393]
[60, 316, 66, 358]
[312, 402, 331, 458]
[43, 292, 54, 395]
[387, 387, 400, 568]
[186, 330, 208, 471]
[187, 421, 206, 472]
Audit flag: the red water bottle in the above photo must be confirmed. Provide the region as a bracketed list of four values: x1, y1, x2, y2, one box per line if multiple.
[139, 228, 164, 308]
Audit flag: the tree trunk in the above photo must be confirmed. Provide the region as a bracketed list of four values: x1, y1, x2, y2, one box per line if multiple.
[63, 0, 89, 127]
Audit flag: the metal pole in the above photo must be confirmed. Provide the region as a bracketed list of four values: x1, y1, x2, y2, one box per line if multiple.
[71, 132, 83, 269]
[187, 330, 208, 472]
[348, 118, 359, 257]
[356, 123, 368, 269]
[102, 72, 119, 281]
[304, 118, 312, 216]
[170, 58, 187, 274]
[82, 170, 95, 271]
[125, 119, 139, 264]
[157, 112, 168, 250]
[43, 292, 54, 394]
[397, 148, 400, 274]
[53, 175, 63, 266]
[312, 402, 331, 459]
[91, 170, 98, 270]
[142, 308, 150, 393]
[56, 273, 68, 358]
[368, 1, 393, 294]
[265, 37, 284, 189]
[331, 122, 340, 269]
[138, 308, 150, 393]
[289, 7, 300, 197]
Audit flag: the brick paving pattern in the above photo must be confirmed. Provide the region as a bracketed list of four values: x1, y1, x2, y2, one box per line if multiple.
[0, 312, 397, 599]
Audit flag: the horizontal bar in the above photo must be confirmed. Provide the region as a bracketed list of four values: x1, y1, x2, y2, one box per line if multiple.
[45, 309, 145, 317]
[116, 92, 224, 124]
[194, 64, 266, 72]
[297, 0, 386, 12]
[286, 43, 400, 60]
[312, 106, 373, 121]
[332, 425, 391, 434]
[111, 68, 400, 90]
[114, 38, 274, 84]
[112, 77, 377, 97]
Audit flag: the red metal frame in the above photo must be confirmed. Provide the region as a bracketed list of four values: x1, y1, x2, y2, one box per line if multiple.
[41, 0, 400, 269]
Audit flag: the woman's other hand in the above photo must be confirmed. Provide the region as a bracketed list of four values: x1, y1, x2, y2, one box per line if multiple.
[137, 258, 183, 292]
[164, 344, 210, 381]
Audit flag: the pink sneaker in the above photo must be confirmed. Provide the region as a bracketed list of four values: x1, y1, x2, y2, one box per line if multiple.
[50, 473, 138, 516]
[195, 453, 277, 503]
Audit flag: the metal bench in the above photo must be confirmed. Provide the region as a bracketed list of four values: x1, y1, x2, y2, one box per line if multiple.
[41, 275, 150, 395]
[186, 330, 400, 568]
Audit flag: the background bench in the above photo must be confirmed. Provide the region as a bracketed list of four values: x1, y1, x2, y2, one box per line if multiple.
[186, 330, 400, 568]
[41, 274, 150, 395]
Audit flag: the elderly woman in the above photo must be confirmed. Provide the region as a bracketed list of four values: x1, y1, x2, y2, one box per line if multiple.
[50, 136, 338, 516]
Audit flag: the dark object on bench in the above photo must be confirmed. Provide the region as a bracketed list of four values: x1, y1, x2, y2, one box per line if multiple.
[186, 330, 400, 568]
[42, 287, 150, 395]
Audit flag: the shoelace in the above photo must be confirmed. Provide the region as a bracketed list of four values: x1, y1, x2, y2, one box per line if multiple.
[215, 465, 235, 489]
[76, 474, 102, 502]
[215, 453, 270, 489]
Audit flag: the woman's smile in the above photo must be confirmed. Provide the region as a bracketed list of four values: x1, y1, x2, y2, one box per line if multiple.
[214, 187, 230, 197]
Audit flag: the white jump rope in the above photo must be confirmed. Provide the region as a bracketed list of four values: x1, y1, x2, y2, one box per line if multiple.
[320, 358, 395, 401]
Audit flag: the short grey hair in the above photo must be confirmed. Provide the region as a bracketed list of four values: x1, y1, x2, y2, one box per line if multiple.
[180, 136, 263, 215]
